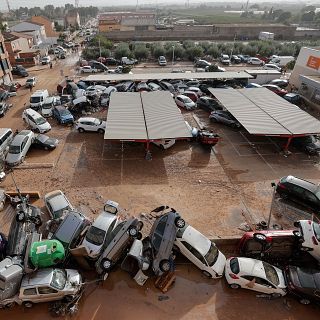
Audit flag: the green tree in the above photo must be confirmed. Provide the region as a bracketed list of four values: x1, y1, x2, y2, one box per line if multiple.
[90, 35, 113, 50]
[134, 45, 149, 60]
[114, 43, 130, 60]
[152, 45, 165, 58]
[185, 46, 204, 61]
[277, 11, 292, 23]
[301, 11, 315, 21]
[207, 45, 219, 58]
[54, 21, 64, 32]
[286, 60, 296, 70]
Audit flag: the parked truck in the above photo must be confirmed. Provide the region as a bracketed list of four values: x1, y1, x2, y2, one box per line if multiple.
[259, 32, 274, 41]
[245, 69, 281, 85]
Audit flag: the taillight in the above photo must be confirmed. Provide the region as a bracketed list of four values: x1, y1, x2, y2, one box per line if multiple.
[278, 183, 286, 190]
[312, 236, 318, 245]
[308, 220, 312, 225]
[229, 273, 239, 280]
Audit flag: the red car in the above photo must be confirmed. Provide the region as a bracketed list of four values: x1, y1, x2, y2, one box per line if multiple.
[262, 84, 288, 97]
[196, 130, 220, 146]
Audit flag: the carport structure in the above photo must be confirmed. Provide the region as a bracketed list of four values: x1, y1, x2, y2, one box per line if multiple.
[104, 91, 192, 159]
[209, 87, 320, 151]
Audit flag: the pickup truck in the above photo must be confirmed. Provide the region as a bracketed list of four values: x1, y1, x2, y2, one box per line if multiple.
[121, 57, 137, 65]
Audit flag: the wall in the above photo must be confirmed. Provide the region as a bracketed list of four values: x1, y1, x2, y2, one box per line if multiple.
[290, 47, 320, 88]
[31, 16, 57, 38]
[295, 29, 320, 40]
[100, 24, 296, 41]
[0, 33, 12, 86]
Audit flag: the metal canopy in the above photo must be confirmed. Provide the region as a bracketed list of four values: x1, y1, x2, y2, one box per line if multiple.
[209, 88, 320, 136]
[104, 91, 192, 141]
[85, 71, 252, 82]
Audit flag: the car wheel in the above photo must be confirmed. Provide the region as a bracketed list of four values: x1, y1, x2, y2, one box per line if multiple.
[159, 259, 171, 272]
[293, 230, 302, 238]
[253, 233, 267, 242]
[175, 217, 185, 228]
[129, 226, 138, 237]
[300, 298, 311, 305]
[44, 146, 49, 151]
[64, 295, 74, 302]
[100, 258, 112, 271]
[23, 301, 33, 308]
[202, 270, 213, 278]
[137, 232, 142, 240]
[34, 216, 42, 227]
[98, 128, 105, 134]
[16, 211, 25, 222]
[293, 221, 301, 228]
[229, 283, 240, 289]
[5, 302, 15, 309]
[78, 128, 85, 133]
[300, 247, 313, 252]
[271, 293, 281, 298]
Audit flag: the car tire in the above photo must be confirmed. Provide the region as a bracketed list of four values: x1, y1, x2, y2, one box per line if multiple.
[78, 128, 85, 133]
[300, 246, 313, 252]
[159, 259, 171, 273]
[253, 233, 267, 242]
[293, 230, 302, 238]
[229, 283, 240, 289]
[23, 301, 33, 308]
[137, 232, 142, 240]
[175, 217, 185, 228]
[293, 221, 300, 228]
[34, 216, 42, 227]
[202, 270, 213, 278]
[300, 298, 311, 305]
[5, 302, 15, 309]
[98, 128, 105, 134]
[129, 226, 138, 237]
[44, 146, 49, 151]
[100, 258, 112, 271]
[16, 211, 25, 223]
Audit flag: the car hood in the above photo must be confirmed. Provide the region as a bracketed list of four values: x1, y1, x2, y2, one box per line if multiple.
[46, 138, 58, 146]
[82, 238, 102, 258]
[6, 152, 22, 165]
[38, 122, 51, 130]
[307, 141, 320, 150]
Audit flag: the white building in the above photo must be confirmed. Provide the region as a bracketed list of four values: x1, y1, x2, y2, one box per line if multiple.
[290, 47, 320, 109]
[10, 21, 47, 45]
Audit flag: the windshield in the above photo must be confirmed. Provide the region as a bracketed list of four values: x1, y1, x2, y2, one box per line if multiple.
[9, 145, 21, 154]
[43, 104, 52, 109]
[262, 261, 279, 286]
[50, 269, 67, 290]
[205, 242, 219, 266]
[182, 97, 192, 103]
[55, 206, 71, 218]
[30, 97, 41, 103]
[37, 135, 49, 143]
[313, 222, 320, 241]
[60, 109, 70, 116]
[85, 226, 106, 246]
[35, 117, 47, 125]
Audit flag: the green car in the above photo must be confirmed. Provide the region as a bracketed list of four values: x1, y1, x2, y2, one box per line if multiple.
[30, 240, 65, 268]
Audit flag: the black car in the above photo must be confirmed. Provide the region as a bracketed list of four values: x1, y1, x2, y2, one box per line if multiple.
[32, 134, 59, 150]
[11, 65, 29, 77]
[105, 58, 120, 66]
[0, 102, 10, 117]
[231, 55, 241, 64]
[276, 175, 320, 212]
[195, 59, 211, 68]
[291, 135, 320, 155]
[115, 81, 135, 92]
[197, 96, 223, 112]
[285, 265, 320, 305]
[158, 81, 175, 93]
[209, 110, 241, 128]
[283, 93, 302, 105]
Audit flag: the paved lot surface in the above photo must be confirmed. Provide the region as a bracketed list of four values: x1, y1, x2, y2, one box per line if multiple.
[0, 52, 320, 319]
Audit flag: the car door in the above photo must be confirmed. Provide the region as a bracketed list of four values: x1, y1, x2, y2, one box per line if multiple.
[20, 287, 40, 302]
[87, 121, 96, 131]
[303, 190, 319, 209]
[37, 286, 59, 302]
[254, 277, 277, 294]
[179, 240, 207, 271]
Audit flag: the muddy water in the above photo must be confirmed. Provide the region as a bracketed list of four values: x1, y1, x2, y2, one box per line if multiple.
[2, 264, 319, 320]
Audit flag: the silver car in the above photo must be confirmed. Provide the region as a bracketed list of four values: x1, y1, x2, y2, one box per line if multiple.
[44, 190, 74, 219]
[18, 268, 82, 308]
[6, 130, 35, 166]
[209, 110, 241, 128]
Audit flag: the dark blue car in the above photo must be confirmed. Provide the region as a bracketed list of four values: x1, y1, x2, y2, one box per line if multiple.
[52, 105, 74, 124]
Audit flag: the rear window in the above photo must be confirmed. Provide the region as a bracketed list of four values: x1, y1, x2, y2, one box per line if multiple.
[262, 261, 279, 286]
[297, 268, 317, 289]
[313, 222, 320, 241]
[229, 258, 239, 274]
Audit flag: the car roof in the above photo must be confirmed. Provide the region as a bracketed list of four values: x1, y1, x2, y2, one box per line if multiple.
[289, 266, 320, 289]
[179, 225, 211, 256]
[92, 211, 117, 230]
[237, 257, 266, 278]
[283, 175, 317, 192]
[79, 117, 98, 122]
[49, 194, 69, 211]
[21, 268, 54, 287]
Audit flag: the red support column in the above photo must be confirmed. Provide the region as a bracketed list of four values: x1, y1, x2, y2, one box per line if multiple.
[145, 141, 152, 160]
[284, 136, 292, 152]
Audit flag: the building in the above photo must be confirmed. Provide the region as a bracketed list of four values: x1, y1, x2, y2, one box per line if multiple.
[30, 15, 59, 44]
[98, 12, 156, 33]
[10, 21, 47, 45]
[3, 32, 39, 67]
[65, 10, 80, 28]
[295, 27, 320, 40]
[290, 47, 320, 110]
[0, 32, 12, 86]
[100, 23, 295, 41]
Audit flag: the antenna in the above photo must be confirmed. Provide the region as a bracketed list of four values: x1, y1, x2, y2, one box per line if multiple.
[6, 0, 11, 12]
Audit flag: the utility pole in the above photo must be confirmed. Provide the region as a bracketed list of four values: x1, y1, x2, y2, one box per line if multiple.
[230, 32, 237, 60]
[6, 0, 11, 12]
[171, 45, 175, 70]
[75, 0, 79, 8]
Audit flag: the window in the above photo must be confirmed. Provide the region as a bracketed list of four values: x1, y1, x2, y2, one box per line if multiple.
[23, 288, 37, 295]
[255, 277, 274, 288]
[313, 222, 320, 242]
[242, 275, 255, 281]
[38, 286, 58, 294]
[262, 261, 279, 286]
[155, 216, 168, 235]
[181, 241, 206, 265]
[0, 44, 4, 54]
[1, 59, 9, 71]
[152, 233, 162, 250]
[303, 190, 317, 204]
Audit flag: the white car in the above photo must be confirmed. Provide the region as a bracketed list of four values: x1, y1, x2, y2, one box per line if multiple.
[247, 57, 264, 66]
[187, 86, 202, 97]
[6, 130, 35, 166]
[294, 220, 320, 262]
[263, 63, 282, 71]
[225, 257, 287, 297]
[41, 97, 58, 118]
[80, 66, 98, 73]
[82, 200, 120, 259]
[174, 223, 226, 278]
[75, 117, 106, 133]
[44, 190, 74, 219]
[85, 85, 106, 97]
[175, 95, 196, 110]
[25, 77, 36, 87]
[152, 139, 176, 150]
[41, 56, 51, 65]
[22, 108, 51, 133]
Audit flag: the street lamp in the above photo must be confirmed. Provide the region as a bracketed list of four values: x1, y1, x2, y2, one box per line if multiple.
[172, 45, 175, 70]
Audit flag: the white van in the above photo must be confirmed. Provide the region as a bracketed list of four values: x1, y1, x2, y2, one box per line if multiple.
[269, 56, 295, 67]
[0, 128, 14, 159]
[30, 90, 49, 110]
[22, 108, 51, 133]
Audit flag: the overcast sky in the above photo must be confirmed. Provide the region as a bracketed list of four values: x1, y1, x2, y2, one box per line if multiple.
[0, 0, 311, 11]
